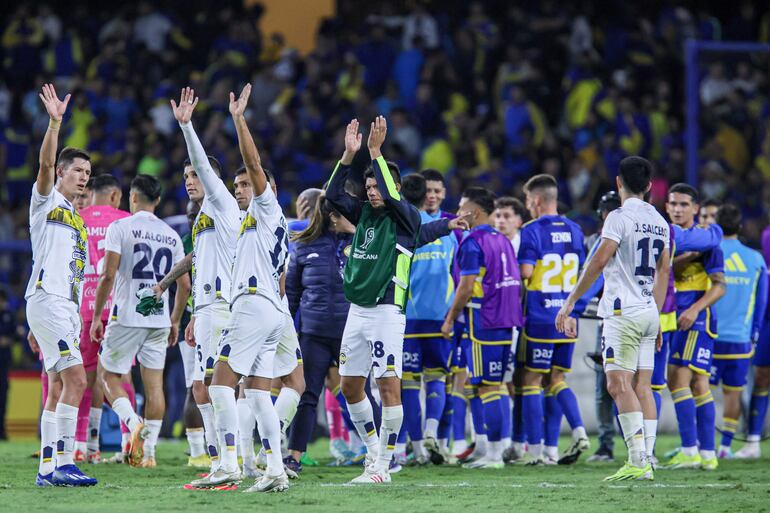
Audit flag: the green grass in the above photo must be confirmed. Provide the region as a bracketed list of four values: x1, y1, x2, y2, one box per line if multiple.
[2, 436, 770, 513]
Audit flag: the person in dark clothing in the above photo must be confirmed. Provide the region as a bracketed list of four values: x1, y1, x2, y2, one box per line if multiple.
[0, 290, 14, 440]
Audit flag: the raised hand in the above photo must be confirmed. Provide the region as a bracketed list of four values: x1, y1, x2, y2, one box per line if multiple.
[38, 83, 70, 121]
[367, 115, 387, 157]
[170, 87, 199, 125]
[345, 119, 362, 154]
[229, 83, 252, 118]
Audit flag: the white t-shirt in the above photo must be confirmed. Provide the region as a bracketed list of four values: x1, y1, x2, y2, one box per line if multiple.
[231, 187, 288, 312]
[104, 210, 185, 328]
[26, 185, 88, 305]
[598, 198, 670, 318]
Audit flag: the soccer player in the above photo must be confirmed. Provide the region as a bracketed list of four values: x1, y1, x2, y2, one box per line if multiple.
[708, 204, 767, 458]
[78, 174, 129, 464]
[556, 155, 670, 481]
[441, 187, 522, 468]
[699, 199, 721, 227]
[154, 87, 242, 474]
[663, 183, 725, 470]
[27, 84, 97, 487]
[517, 174, 588, 465]
[399, 173, 459, 466]
[90, 175, 190, 467]
[189, 85, 291, 492]
[326, 117, 462, 484]
[494, 196, 527, 253]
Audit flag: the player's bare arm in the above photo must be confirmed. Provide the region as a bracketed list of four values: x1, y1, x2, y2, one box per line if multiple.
[341, 118, 362, 165]
[36, 83, 71, 195]
[677, 271, 726, 331]
[230, 84, 268, 196]
[653, 247, 671, 312]
[153, 253, 193, 299]
[90, 251, 120, 343]
[441, 275, 475, 339]
[168, 272, 191, 347]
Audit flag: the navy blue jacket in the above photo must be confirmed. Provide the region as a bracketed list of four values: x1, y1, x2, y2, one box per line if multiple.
[287, 231, 353, 340]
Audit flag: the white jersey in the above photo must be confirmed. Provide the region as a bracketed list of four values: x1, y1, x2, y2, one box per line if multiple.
[104, 210, 185, 328]
[26, 185, 88, 304]
[598, 197, 670, 318]
[180, 122, 240, 309]
[231, 186, 288, 312]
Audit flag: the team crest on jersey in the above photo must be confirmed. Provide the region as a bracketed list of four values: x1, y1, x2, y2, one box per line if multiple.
[343, 245, 352, 258]
[360, 227, 376, 250]
[47, 206, 88, 302]
[239, 213, 257, 237]
[192, 212, 215, 242]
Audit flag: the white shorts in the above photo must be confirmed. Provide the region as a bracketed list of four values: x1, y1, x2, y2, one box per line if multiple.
[602, 309, 659, 373]
[179, 338, 196, 388]
[216, 295, 286, 378]
[193, 300, 230, 382]
[273, 312, 301, 378]
[26, 290, 82, 373]
[100, 322, 170, 374]
[503, 328, 520, 383]
[339, 303, 406, 379]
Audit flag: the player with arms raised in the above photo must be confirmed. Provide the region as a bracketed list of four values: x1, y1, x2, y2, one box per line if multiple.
[557, 156, 670, 481]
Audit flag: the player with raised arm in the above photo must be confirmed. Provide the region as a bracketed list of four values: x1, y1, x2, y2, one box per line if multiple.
[517, 174, 588, 465]
[27, 84, 97, 487]
[90, 175, 190, 467]
[78, 174, 129, 464]
[153, 87, 242, 474]
[663, 183, 726, 470]
[556, 156, 670, 481]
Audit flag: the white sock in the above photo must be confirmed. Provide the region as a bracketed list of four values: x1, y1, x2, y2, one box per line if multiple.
[143, 419, 162, 458]
[274, 387, 300, 436]
[572, 426, 588, 441]
[376, 405, 403, 472]
[545, 445, 559, 460]
[347, 398, 379, 458]
[747, 434, 760, 445]
[112, 397, 141, 432]
[412, 439, 426, 459]
[682, 446, 698, 457]
[439, 438, 449, 452]
[502, 437, 512, 449]
[488, 440, 503, 462]
[618, 411, 645, 467]
[395, 442, 407, 456]
[237, 398, 256, 466]
[700, 449, 716, 460]
[197, 403, 219, 466]
[186, 428, 206, 458]
[39, 410, 57, 475]
[453, 439, 468, 455]
[245, 389, 283, 476]
[513, 441, 525, 454]
[55, 403, 78, 467]
[120, 432, 129, 454]
[474, 434, 488, 456]
[87, 407, 102, 452]
[76, 441, 87, 454]
[424, 418, 440, 439]
[209, 386, 239, 472]
[528, 441, 543, 458]
[349, 431, 364, 453]
[643, 419, 657, 458]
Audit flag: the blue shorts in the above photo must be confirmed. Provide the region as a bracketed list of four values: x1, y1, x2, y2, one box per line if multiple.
[403, 319, 454, 377]
[754, 322, 770, 367]
[669, 330, 714, 376]
[710, 341, 753, 390]
[463, 332, 513, 385]
[516, 323, 576, 373]
[652, 331, 673, 390]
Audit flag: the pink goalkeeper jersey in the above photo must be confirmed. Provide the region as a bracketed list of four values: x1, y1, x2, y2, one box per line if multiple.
[79, 205, 130, 321]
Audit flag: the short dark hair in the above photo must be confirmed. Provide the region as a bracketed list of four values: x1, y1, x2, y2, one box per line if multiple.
[669, 183, 699, 203]
[57, 147, 90, 169]
[131, 174, 162, 202]
[420, 169, 445, 186]
[401, 174, 427, 207]
[597, 190, 621, 216]
[235, 166, 247, 177]
[716, 203, 741, 236]
[701, 198, 722, 209]
[262, 167, 274, 184]
[462, 186, 496, 215]
[184, 156, 222, 177]
[618, 156, 653, 194]
[235, 165, 272, 184]
[523, 174, 557, 202]
[364, 160, 402, 186]
[90, 174, 121, 194]
[494, 196, 527, 220]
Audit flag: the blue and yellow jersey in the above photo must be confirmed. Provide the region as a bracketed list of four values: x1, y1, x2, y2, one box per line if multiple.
[518, 215, 585, 326]
[674, 228, 724, 336]
[714, 239, 767, 344]
[406, 210, 458, 322]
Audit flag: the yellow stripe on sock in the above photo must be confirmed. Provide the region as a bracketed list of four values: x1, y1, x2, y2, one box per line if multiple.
[551, 381, 568, 395]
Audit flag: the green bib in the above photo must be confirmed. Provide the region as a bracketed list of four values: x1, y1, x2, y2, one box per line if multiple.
[343, 204, 399, 307]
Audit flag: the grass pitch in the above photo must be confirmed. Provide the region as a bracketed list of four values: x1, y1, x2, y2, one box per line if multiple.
[1, 435, 769, 513]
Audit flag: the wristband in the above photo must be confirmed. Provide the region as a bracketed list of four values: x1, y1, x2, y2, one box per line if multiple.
[48, 119, 61, 130]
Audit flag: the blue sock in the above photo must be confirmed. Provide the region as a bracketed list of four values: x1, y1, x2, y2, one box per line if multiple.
[500, 393, 512, 441]
[552, 382, 583, 430]
[652, 389, 662, 420]
[469, 393, 486, 437]
[438, 383, 452, 440]
[721, 416, 738, 448]
[335, 389, 357, 434]
[749, 391, 770, 436]
[397, 424, 407, 445]
[522, 386, 544, 447]
[671, 387, 698, 448]
[424, 378, 446, 425]
[481, 392, 502, 442]
[695, 391, 716, 452]
[452, 392, 467, 443]
[512, 389, 526, 443]
[402, 380, 423, 442]
[544, 392, 562, 448]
